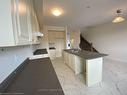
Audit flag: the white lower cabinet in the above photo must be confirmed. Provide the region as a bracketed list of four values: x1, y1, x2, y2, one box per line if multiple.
[64, 51, 84, 75]
[49, 49, 56, 60]
[0, 0, 40, 47]
[64, 51, 69, 65]
[75, 56, 84, 74]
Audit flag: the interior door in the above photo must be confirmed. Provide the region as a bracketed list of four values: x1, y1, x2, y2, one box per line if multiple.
[55, 38, 64, 57]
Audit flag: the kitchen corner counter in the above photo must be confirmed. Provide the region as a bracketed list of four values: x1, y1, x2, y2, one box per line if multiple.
[64, 49, 107, 60]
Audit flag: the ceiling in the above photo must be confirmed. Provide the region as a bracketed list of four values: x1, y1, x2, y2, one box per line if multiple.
[33, 0, 127, 29]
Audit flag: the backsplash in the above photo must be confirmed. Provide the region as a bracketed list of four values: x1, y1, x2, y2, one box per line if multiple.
[0, 45, 37, 84]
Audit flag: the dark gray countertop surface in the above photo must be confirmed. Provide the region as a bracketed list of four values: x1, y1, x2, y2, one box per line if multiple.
[4, 58, 64, 95]
[64, 49, 107, 59]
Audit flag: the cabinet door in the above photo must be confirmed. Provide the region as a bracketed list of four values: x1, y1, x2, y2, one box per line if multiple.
[15, 0, 30, 45]
[48, 32, 55, 43]
[29, 1, 39, 43]
[75, 56, 84, 75]
[0, 0, 15, 46]
[32, 12, 39, 43]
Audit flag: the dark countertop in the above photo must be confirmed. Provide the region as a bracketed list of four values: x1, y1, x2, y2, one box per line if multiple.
[33, 49, 48, 55]
[4, 58, 64, 95]
[64, 49, 107, 60]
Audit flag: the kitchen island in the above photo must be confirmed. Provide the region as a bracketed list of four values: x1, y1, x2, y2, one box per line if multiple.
[63, 49, 107, 87]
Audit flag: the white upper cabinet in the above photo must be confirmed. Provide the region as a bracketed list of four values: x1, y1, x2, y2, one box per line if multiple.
[0, 0, 40, 47]
[0, 0, 15, 46]
[28, 0, 40, 44]
[14, 0, 30, 45]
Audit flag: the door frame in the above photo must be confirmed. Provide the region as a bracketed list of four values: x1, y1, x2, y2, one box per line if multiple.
[47, 26, 67, 49]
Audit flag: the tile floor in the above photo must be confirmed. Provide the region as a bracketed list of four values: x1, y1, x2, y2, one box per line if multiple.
[51, 57, 127, 95]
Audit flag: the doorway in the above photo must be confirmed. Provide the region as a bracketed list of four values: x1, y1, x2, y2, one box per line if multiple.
[55, 38, 65, 57]
[48, 27, 66, 59]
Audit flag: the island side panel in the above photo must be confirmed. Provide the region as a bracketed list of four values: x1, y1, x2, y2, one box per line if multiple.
[86, 57, 103, 87]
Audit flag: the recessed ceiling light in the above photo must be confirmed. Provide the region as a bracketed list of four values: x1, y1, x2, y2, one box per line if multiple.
[51, 8, 62, 16]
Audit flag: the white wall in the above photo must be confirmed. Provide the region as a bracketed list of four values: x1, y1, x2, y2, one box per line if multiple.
[70, 29, 80, 49]
[0, 45, 37, 84]
[82, 21, 127, 62]
[66, 27, 71, 49]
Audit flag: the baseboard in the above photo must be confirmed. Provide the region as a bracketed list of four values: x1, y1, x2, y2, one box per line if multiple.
[0, 58, 29, 93]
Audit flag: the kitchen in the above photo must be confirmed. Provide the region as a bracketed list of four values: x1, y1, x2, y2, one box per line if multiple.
[0, 0, 127, 95]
